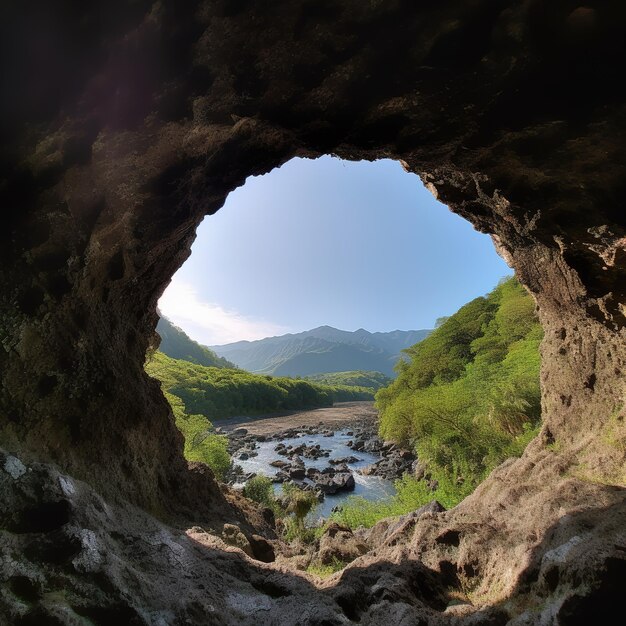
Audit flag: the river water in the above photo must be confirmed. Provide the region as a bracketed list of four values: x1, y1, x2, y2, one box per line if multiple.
[235, 428, 396, 521]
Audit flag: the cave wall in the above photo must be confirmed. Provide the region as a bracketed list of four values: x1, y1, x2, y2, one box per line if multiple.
[1, 0, 625, 513]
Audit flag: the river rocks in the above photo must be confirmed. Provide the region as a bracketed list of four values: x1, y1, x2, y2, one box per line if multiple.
[289, 466, 306, 480]
[303, 445, 329, 459]
[361, 449, 416, 480]
[329, 456, 360, 465]
[269, 441, 331, 461]
[228, 435, 259, 459]
[318, 523, 369, 565]
[273, 471, 289, 483]
[228, 414, 415, 499]
[347, 436, 383, 453]
[269, 460, 289, 468]
[312, 471, 356, 495]
[363, 437, 384, 453]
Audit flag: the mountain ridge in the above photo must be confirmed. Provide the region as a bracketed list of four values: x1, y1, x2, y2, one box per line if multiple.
[210, 325, 431, 377]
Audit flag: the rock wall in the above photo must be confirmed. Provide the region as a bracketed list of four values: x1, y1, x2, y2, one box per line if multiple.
[1, 1, 625, 622]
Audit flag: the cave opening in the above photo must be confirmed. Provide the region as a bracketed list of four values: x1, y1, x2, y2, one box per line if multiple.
[148, 154, 546, 542]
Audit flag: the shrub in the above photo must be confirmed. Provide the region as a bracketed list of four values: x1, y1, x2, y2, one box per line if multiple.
[162, 391, 231, 480]
[243, 475, 275, 508]
[281, 484, 319, 542]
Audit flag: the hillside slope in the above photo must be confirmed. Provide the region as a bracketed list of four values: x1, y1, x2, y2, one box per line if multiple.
[146, 351, 374, 422]
[156, 315, 235, 369]
[305, 371, 392, 390]
[376, 276, 543, 500]
[210, 326, 430, 377]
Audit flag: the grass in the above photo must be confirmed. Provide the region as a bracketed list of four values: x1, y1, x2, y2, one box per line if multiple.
[602, 403, 625, 452]
[306, 558, 347, 578]
[332, 472, 472, 529]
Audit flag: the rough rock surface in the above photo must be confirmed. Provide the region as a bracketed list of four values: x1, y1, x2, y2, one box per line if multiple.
[318, 523, 369, 566]
[222, 523, 254, 558]
[0, 449, 353, 625]
[1, 1, 626, 623]
[360, 501, 447, 550]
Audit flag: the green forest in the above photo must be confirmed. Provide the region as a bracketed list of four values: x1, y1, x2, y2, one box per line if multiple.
[147, 321, 379, 477]
[334, 277, 543, 527]
[304, 370, 392, 390]
[147, 351, 374, 422]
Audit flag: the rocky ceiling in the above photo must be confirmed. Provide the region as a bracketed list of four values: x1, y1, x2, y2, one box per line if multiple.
[1, 1, 625, 624]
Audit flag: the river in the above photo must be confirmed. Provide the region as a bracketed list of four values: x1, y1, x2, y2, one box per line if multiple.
[233, 426, 397, 521]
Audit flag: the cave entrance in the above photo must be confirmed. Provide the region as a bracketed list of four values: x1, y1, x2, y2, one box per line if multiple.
[148, 155, 543, 534]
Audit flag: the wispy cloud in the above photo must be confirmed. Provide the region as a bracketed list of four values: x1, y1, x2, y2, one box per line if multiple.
[158, 282, 290, 346]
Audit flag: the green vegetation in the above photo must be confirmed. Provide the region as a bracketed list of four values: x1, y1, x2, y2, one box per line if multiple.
[163, 391, 231, 480]
[281, 483, 319, 542]
[148, 351, 375, 484]
[156, 315, 236, 368]
[334, 277, 543, 527]
[306, 558, 346, 578]
[147, 351, 374, 424]
[304, 370, 392, 390]
[243, 475, 319, 542]
[332, 473, 473, 529]
[243, 475, 280, 515]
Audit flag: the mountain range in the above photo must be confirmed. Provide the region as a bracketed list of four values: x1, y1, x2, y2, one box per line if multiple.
[209, 325, 431, 377]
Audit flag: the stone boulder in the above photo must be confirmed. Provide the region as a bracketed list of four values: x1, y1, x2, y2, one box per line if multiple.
[273, 471, 289, 483]
[248, 534, 276, 563]
[362, 501, 445, 549]
[329, 456, 360, 465]
[318, 523, 369, 565]
[361, 449, 416, 480]
[222, 523, 253, 557]
[313, 472, 355, 495]
[289, 466, 306, 480]
[363, 437, 383, 453]
[269, 460, 288, 468]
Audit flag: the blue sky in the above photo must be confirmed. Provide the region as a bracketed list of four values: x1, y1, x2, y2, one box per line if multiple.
[159, 156, 511, 345]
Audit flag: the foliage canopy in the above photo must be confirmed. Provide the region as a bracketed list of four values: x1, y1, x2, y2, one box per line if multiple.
[334, 277, 543, 528]
[147, 352, 374, 424]
[376, 276, 542, 498]
[304, 370, 392, 390]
